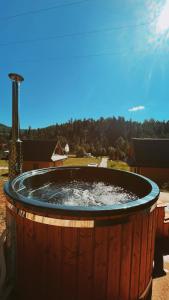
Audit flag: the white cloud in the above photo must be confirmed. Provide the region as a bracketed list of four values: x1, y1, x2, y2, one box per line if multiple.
[128, 105, 145, 112]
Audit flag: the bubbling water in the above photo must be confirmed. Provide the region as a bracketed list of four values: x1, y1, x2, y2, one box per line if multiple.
[19, 180, 138, 207]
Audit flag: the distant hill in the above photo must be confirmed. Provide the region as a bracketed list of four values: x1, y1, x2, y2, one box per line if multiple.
[1, 117, 169, 159]
[0, 123, 11, 136]
[0, 123, 10, 129]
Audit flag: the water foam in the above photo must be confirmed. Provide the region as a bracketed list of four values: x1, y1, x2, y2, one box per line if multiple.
[20, 180, 138, 207]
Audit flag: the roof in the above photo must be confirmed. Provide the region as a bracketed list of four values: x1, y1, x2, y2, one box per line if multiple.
[22, 140, 66, 162]
[130, 138, 169, 168]
[51, 154, 67, 162]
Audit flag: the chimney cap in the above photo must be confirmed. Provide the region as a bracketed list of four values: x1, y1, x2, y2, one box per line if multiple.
[8, 73, 24, 82]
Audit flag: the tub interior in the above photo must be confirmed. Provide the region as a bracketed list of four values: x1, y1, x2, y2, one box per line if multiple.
[12, 167, 152, 203]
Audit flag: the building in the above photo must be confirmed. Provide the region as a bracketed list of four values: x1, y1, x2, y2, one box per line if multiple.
[129, 138, 169, 186]
[0, 143, 9, 160]
[22, 140, 67, 172]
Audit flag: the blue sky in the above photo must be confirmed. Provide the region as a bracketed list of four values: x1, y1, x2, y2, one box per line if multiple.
[1, 0, 169, 128]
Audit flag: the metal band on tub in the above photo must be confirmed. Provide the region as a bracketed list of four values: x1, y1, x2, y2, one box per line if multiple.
[6, 200, 154, 228]
[6, 201, 94, 228]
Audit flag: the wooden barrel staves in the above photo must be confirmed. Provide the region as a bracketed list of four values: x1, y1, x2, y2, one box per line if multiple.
[4, 167, 160, 300]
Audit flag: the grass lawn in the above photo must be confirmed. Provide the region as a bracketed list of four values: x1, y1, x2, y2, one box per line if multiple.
[0, 159, 8, 167]
[0, 170, 8, 176]
[0, 160, 8, 177]
[107, 159, 130, 171]
[63, 157, 101, 167]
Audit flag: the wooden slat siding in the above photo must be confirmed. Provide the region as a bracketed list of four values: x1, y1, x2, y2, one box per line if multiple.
[145, 211, 153, 288]
[31, 221, 48, 300]
[7, 203, 159, 300]
[129, 214, 143, 300]
[157, 206, 169, 238]
[155, 206, 159, 236]
[145, 212, 152, 288]
[22, 219, 34, 300]
[5, 208, 17, 288]
[44, 224, 62, 300]
[61, 227, 78, 300]
[20, 217, 36, 300]
[138, 213, 149, 295]
[77, 228, 94, 300]
[42, 224, 54, 300]
[146, 210, 156, 290]
[160, 207, 166, 238]
[163, 209, 169, 237]
[93, 227, 108, 300]
[150, 209, 157, 275]
[18, 216, 26, 299]
[16, 214, 24, 299]
[163, 222, 169, 238]
[119, 221, 133, 300]
[156, 207, 165, 237]
[107, 224, 122, 300]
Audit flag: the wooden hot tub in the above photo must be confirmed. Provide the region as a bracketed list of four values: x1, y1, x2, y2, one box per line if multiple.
[4, 167, 159, 300]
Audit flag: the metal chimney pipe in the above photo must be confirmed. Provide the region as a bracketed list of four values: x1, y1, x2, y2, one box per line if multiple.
[8, 73, 24, 179]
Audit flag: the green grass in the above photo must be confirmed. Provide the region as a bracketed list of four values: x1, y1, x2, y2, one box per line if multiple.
[63, 157, 129, 170]
[0, 160, 8, 177]
[0, 170, 7, 176]
[107, 160, 130, 171]
[0, 160, 8, 167]
[63, 157, 101, 167]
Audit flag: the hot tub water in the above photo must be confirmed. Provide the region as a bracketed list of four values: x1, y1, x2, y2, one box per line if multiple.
[17, 180, 138, 207]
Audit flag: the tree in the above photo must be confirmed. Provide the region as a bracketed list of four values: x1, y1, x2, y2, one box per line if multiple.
[108, 146, 116, 160]
[76, 146, 86, 157]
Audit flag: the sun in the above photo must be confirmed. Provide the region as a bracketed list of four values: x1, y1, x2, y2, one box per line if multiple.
[156, 0, 169, 34]
[147, 0, 169, 49]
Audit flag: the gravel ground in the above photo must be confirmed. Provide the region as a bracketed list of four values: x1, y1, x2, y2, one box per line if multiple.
[152, 259, 169, 299]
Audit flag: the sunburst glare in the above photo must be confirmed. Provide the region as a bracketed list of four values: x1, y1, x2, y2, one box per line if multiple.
[148, 0, 169, 49]
[156, 0, 169, 33]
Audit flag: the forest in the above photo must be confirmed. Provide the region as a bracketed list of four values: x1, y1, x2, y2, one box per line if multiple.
[1, 117, 169, 159]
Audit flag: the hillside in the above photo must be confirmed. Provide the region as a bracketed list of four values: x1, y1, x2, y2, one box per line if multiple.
[0, 123, 10, 143]
[1, 117, 169, 159]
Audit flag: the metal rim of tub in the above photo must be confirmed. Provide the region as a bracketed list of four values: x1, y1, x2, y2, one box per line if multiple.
[4, 166, 160, 217]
